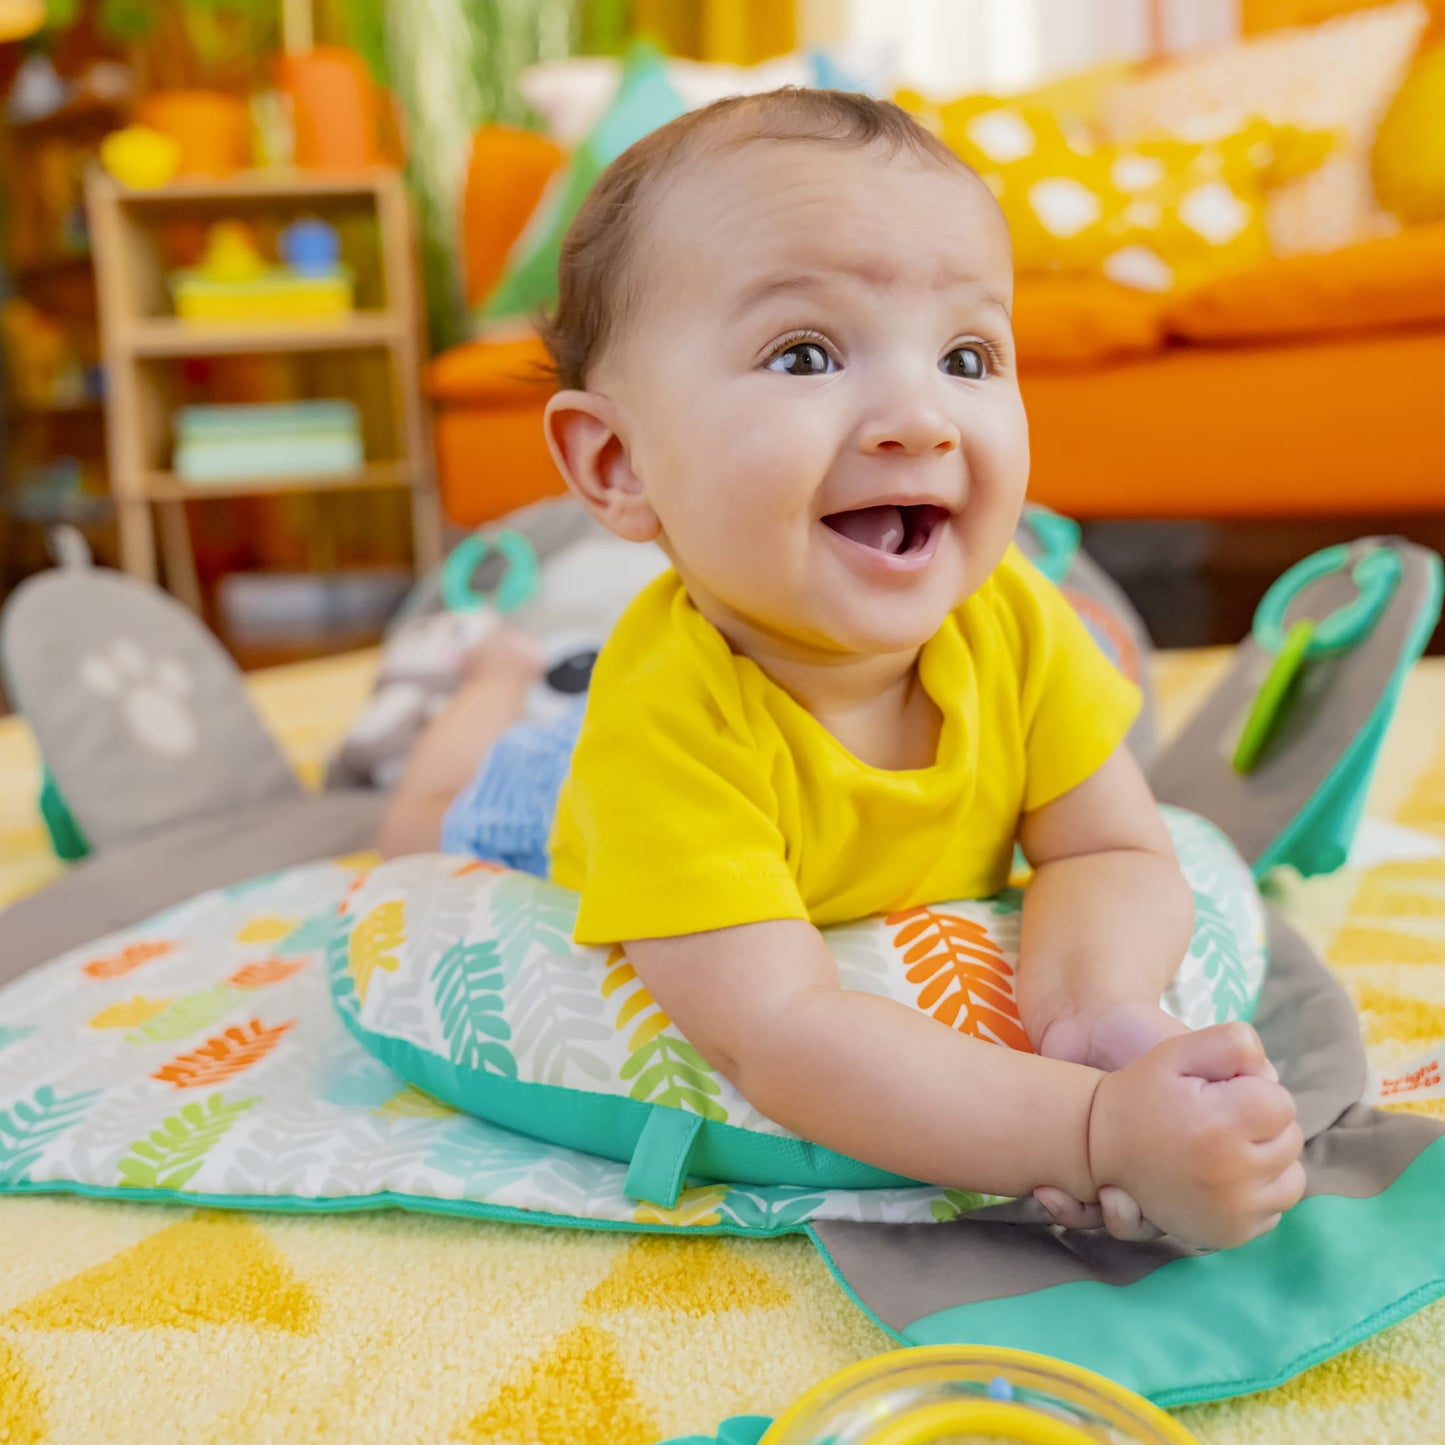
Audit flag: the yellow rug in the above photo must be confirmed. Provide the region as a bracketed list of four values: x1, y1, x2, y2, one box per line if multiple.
[0, 649, 1442, 1443]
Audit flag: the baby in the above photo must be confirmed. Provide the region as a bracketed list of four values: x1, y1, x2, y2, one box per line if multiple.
[377, 88, 1304, 1249]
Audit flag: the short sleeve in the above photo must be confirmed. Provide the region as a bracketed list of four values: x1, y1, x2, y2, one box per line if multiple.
[550, 691, 808, 945]
[1000, 550, 1143, 813]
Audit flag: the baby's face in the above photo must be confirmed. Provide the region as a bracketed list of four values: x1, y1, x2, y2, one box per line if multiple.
[600, 140, 1028, 660]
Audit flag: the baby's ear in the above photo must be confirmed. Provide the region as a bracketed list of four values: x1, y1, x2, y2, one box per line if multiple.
[543, 390, 660, 543]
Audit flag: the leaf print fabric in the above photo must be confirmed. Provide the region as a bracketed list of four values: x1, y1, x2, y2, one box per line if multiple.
[0, 806, 1262, 1232]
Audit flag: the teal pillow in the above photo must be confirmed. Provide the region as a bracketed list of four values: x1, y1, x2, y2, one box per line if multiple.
[326, 807, 1266, 1209]
[476, 42, 688, 329]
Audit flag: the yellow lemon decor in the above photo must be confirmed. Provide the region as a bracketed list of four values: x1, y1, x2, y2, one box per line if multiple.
[1373, 45, 1445, 224]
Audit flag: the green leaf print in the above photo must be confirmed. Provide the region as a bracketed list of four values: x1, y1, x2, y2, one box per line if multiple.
[929, 1187, 990, 1224]
[1189, 888, 1253, 1022]
[0, 1085, 101, 1185]
[619, 1036, 725, 1121]
[124, 985, 235, 1045]
[117, 1092, 258, 1191]
[432, 941, 518, 1078]
[491, 874, 580, 977]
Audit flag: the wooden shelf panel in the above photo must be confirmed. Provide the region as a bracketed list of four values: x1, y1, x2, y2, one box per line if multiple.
[126, 313, 401, 357]
[140, 461, 411, 500]
[98, 168, 396, 205]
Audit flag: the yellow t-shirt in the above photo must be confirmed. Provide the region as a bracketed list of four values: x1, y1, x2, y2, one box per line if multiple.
[549, 544, 1140, 944]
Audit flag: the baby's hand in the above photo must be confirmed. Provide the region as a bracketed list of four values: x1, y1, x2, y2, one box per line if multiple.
[1036, 997, 1190, 1073]
[1086, 1022, 1305, 1250]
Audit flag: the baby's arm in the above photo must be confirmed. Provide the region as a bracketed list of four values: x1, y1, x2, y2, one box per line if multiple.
[627, 921, 1304, 1246]
[629, 919, 1101, 1201]
[1015, 745, 1196, 1072]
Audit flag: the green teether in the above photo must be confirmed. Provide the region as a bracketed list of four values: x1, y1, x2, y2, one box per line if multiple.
[1232, 619, 1315, 774]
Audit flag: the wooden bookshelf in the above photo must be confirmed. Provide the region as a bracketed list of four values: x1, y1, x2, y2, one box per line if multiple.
[85, 167, 443, 613]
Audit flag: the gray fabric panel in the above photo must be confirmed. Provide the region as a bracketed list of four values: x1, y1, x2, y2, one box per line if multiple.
[0, 791, 384, 986]
[0, 568, 302, 850]
[1148, 539, 1436, 868]
[1253, 909, 1367, 1142]
[811, 905, 1434, 1331]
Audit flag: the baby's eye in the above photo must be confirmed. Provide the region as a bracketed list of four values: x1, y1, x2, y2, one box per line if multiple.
[941, 346, 988, 380]
[766, 342, 837, 376]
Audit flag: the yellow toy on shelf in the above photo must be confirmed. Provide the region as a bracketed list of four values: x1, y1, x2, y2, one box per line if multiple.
[683, 1347, 1198, 1445]
[170, 217, 354, 322]
[98, 125, 182, 190]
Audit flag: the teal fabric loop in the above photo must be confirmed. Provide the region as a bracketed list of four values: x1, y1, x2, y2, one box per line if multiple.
[1023, 507, 1081, 585]
[1254, 544, 1401, 658]
[439, 530, 541, 615]
[623, 1107, 704, 1208]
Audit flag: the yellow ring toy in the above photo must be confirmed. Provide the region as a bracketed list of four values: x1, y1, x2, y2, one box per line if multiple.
[761, 1347, 1198, 1444]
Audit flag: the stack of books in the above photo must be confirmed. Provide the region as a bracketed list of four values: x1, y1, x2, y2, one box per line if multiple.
[173, 400, 364, 483]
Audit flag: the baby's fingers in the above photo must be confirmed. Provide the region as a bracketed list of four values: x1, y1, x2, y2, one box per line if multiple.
[1099, 1186, 1163, 1242]
[1034, 1187, 1103, 1231]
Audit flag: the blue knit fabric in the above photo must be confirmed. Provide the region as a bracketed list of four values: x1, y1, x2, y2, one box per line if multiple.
[440, 699, 586, 877]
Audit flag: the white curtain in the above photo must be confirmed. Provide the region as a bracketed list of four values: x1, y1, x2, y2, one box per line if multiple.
[803, 0, 1240, 95]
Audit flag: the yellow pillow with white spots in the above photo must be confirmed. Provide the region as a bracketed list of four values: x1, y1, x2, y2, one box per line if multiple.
[899, 90, 1333, 294]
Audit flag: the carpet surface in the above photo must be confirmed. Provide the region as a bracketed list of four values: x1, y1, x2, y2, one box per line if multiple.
[0, 648, 1441, 1443]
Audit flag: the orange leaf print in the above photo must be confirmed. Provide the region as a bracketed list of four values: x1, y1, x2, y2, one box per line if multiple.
[151, 1018, 295, 1088]
[887, 908, 1033, 1052]
[83, 940, 174, 979]
[452, 859, 505, 878]
[227, 957, 307, 990]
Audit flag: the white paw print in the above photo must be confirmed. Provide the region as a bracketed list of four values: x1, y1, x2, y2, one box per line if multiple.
[79, 638, 198, 757]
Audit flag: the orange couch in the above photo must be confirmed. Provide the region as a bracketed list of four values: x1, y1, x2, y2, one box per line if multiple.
[427, 132, 1445, 528]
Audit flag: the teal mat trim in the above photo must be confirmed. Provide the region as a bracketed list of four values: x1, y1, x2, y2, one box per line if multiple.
[863, 1135, 1445, 1408]
[0, 1178, 811, 1239]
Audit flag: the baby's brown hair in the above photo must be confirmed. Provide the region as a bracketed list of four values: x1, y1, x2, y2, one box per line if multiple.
[538, 87, 973, 391]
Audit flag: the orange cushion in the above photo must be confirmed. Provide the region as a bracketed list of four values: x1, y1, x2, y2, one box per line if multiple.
[1165, 221, 1445, 342]
[1024, 326, 1445, 519]
[426, 333, 556, 405]
[1012, 278, 1167, 368]
[460, 126, 566, 307]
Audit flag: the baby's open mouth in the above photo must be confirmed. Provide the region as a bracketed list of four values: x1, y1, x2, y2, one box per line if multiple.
[821, 503, 950, 556]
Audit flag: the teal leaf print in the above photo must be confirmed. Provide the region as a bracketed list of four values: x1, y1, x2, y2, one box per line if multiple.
[275, 912, 336, 957]
[326, 914, 358, 1017]
[620, 1036, 725, 1121]
[1189, 888, 1252, 1021]
[117, 1092, 258, 1191]
[424, 1120, 553, 1191]
[717, 1187, 827, 1232]
[0, 1085, 101, 1185]
[491, 875, 580, 978]
[0, 1025, 33, 1054]
[432, 940, 518, 1078]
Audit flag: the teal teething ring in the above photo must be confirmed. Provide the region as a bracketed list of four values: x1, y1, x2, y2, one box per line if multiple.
[1253, 543, 1401, 658]
[1023, 507, 1082, 585]
[1233, 544, 1402, 775]
[439, 530, 540, 615]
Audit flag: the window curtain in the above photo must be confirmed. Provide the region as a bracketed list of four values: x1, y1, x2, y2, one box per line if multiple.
[806, 0, 1238, 95]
